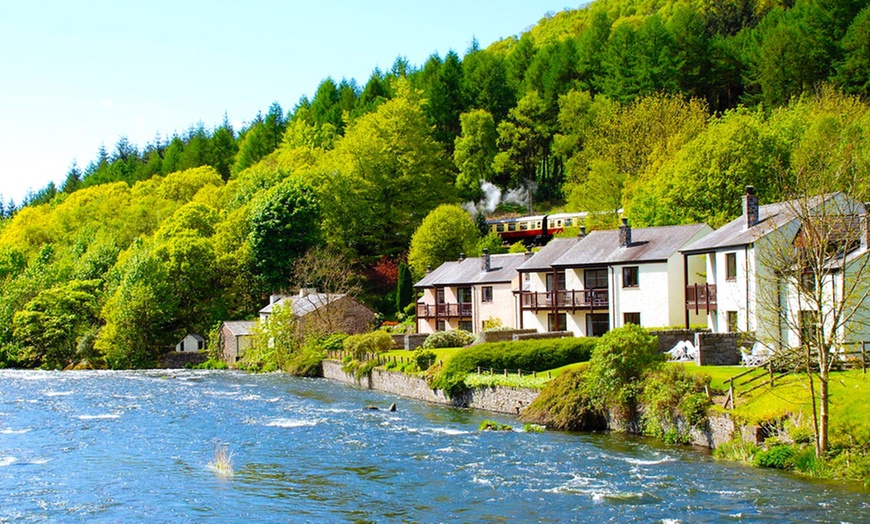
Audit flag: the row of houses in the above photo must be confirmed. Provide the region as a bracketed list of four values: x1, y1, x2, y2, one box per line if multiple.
[415, 188, 870, 352]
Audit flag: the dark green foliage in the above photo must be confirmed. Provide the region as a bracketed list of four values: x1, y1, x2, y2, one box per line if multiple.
[422, 329, 476, 349]
[414, 349, 436, 371]
[248, 179, 321, 292]
[342, 331, 393, 359]
[444, 337, 596, 376]
[755, 444, 798, 469]
[395, 263, 413, 313]
[638, 365, 711, 439]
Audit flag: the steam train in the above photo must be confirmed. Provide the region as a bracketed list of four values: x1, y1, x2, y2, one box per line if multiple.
[486, 212, 588, 245]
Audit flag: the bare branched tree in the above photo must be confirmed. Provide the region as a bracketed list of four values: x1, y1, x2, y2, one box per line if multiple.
[756, 174, 870, 455]
[289, 246, 365, 336]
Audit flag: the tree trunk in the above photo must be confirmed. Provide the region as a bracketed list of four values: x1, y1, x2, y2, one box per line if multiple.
[819, 348, 829, 455]
[807, 343, 820, 457]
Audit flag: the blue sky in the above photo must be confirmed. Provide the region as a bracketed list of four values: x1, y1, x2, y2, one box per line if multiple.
[0, 1, 572, 204]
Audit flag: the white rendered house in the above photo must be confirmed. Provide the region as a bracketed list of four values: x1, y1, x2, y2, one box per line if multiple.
[518, 221, 712, 337]
[414, 251, 527, 334]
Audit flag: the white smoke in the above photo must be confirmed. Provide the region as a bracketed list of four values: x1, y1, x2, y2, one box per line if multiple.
[480, 182, 502, 213]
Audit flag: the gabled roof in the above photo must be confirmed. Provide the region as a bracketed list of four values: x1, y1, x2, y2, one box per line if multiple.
[681, 193, 863, 255]
[260, 293, 356, 317]
[222, 321, 256, 336]
[553, 224, 711, 268]
[414, 253, 527, 288]
[517, 237, 582, 272]
[182, 333, 206, 343]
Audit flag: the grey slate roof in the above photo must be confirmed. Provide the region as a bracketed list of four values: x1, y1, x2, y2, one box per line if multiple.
[414, 253, 527, 288]
[259, 293, 351, 317]
[517, 237, 582, 272]
[223, 321, 256, 336]
[681, 193, 863, 254]
[553, 224, 711, 267]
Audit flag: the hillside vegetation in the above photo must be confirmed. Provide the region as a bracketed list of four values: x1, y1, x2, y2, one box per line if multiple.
[2, 0, 870, 369]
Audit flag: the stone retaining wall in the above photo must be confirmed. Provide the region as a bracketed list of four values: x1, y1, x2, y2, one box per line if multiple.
[321, 359, 539, 415]
[514, 331, 571, 341]
[478, 329, 537, 344]
[649, 329, 709, 353]
[695, 332, 744, 365]
[161, 351, 208, 369]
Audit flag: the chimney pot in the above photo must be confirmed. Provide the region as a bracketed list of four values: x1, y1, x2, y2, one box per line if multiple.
[481, 248, 491, 272]
[459, 252, 466, 261]
[619, 219, 632, 247]
[579, 226, 586, 238]
[744, 185, 759, 228]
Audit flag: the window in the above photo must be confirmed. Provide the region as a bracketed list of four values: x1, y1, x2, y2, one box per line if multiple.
[496, 224, 504, 232]
[622, 266, 639, 288]
[481, 286, 493, 303]
[726, 252, 737, 281]
[801, 270, 816, 292]
[436, 289, 445, 304]
[547, 313, 567, 332]
[623, 312, 641, 325]
[726, 311, 738, 333]
[585, 268, 608, 289]
[519, 221, 528, 231]
[800, 310, 819, 348]
[587, 313, 610, 337]
[565, 218, 573, 227]
[546, 272, 566, 292]
[508, 222, 516, 231]
[459, 320, 473, 332]
[436, 320, 446, 331]
[457, 287, 472, 303]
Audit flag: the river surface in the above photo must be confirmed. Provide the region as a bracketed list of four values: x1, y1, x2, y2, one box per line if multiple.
[0, 370, 866, 523]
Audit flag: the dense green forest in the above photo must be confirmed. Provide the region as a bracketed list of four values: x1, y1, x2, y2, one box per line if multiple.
[2, 0, 870, 369]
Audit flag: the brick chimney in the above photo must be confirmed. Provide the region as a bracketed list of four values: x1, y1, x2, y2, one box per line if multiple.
[619, 218, 631, 247]
[744, 185, 759, 228]
[481, 248, 491, 272]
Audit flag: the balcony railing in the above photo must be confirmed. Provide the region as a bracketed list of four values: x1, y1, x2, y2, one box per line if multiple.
[686, 283, 717, 313]
[417, 302, 473, 319]
[520, 289, 609, 311]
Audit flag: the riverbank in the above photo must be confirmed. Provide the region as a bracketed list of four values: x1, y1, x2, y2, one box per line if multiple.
[321, 359, 749, 450]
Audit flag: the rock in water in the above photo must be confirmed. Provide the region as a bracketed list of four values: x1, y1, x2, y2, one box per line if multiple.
[388, 403, 397, 412]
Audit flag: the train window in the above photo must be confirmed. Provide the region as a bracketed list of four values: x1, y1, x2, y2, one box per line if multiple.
[519, 222, 527, 230]
[565, 219, 573, 227]
[508, 222, 516, 231]
[496, 224, 504, 232]
[557, 220, 562, 227]
[536, 221, 541, 228]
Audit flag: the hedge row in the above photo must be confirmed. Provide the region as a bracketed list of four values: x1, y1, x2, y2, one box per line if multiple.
[444, 337, 597, 375]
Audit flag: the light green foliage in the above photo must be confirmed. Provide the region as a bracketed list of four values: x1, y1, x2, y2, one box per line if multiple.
[317, 80, 454, 258]
[413, 349, 436, 371]
[245, 303, 300, 372]
[508, 241, 527, 253]
[479, 419, 513, 431]
[587, 324, 662, 412]
[464, 372, 550, 390]
[476, 232, 508, 255]
[408, 204, 480, 278]
[638, 365, 711, 439]
[343, 331, 394, 359]
[422, 329, 476, 349]
[520, 367, 600, 430]
[453, 109, 497, 201]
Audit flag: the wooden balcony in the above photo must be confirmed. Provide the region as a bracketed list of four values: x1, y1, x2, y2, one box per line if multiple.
[416, 302, 473, 319]
[520, 289, 609, 311]
[686, 283, 717, 313]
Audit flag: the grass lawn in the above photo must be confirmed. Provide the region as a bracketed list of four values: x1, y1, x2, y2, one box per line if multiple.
[382, 347, 462, 367]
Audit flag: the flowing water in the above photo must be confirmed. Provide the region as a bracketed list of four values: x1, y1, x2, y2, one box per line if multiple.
[0, 369, 866, 523]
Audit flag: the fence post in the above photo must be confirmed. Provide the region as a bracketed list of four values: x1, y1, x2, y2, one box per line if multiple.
[863, 341, 867, 375]
[548, 371, 551, 379]
[504, 369, 508, 377]
[518, 369, 522, 377]
[729, 378, 735, 409]
[769, 360, 774, 387]
[533, 371, 537, 378]
[477, 366, 481, 374]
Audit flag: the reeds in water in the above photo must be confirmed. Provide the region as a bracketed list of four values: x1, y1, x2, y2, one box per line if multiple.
[207, 443, 234, 477]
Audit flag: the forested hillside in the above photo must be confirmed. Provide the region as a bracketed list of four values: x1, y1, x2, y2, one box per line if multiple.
[2, 0, 870, 369]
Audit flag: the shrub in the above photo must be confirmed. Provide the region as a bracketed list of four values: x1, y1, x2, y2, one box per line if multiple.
[190, 358, 228, 370]
[343, 331, 394, 359]
[443, 337, 596, 375]
[713, 438, 759, 462]
[587, 324, 662, 412]
[639, 366, 711, 439]
[422, 329, 476, 349]
[755, 444, 798, 469]
[523, 423, 545, 433]
[414, 349, 436, 371]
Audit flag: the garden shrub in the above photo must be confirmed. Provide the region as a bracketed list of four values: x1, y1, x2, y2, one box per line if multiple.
[343, 331, 394, 359]
[414, 349, 436, 371]
[422, 329, 476, 349]
[755, 444, 798, 469]
[442, 337, 596, 376]
[587, 324, 662, 413]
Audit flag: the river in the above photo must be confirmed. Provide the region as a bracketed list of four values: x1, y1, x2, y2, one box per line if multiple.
[0, 369, 866, 523]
